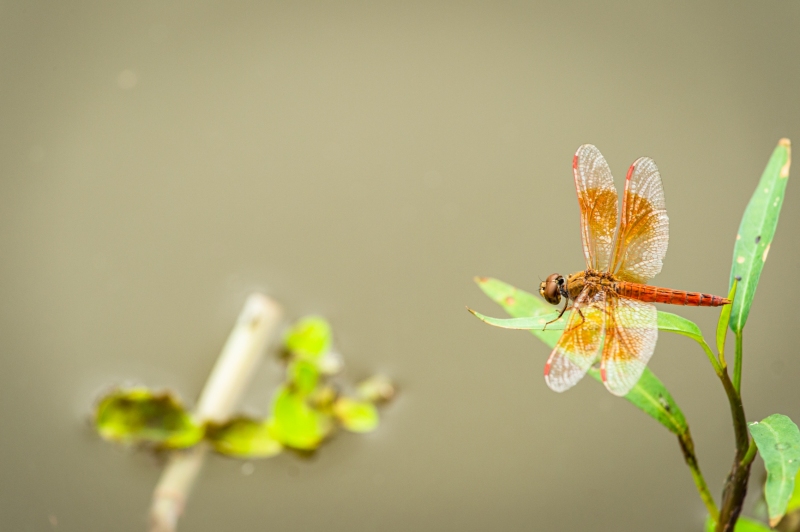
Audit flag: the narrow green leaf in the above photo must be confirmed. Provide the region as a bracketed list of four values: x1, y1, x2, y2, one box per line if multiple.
[471, 306, 705, 344]
[704, 515, 772, 532]
[94, 388, 203, 449]
[473, 277, 565, 348]
[284, 316, 332, 358]
[268, 385, 333, 450]
[657, 311, 705, 344]
[474, 277, 687, 435]
[749, 414, 800, 527]
[206, 417, 283, 458]
[729, 139, 791, 334]
[615, 368, 687, 436]
[467, 308, 568, 331]
[333, 398, 380, 433]
[716, 280, 738, 362]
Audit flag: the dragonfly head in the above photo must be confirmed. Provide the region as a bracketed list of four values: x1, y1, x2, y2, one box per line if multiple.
[539, 273, 565, 305]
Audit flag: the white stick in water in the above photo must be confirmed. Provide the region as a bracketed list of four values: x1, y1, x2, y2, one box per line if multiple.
[149, 294, 282, 532]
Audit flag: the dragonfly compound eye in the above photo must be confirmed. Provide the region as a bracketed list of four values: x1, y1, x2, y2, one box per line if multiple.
[540, 273, 563, 305]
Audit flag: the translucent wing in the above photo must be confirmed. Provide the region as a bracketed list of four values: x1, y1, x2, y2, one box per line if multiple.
[544, 288, 606, 393]
[600, 295, 658, 396]
[573, 144, 619, 272]
[610, 157, 669, 283]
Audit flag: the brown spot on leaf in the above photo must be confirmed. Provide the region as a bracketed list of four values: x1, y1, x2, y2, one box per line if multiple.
[505, 296, 515, 306]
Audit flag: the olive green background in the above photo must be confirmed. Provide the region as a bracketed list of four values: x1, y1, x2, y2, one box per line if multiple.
[2, 2, 799, 531]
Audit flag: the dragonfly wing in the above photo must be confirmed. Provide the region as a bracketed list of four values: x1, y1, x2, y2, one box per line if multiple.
[544, 289, 606, 392]
[573, 145, 619, 272]
[600, 295, 658, 396]
[611, 156, 669, 283]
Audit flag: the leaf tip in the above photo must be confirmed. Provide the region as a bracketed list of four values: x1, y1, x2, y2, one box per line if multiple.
[475, 276, 488, 284]
[770, 516, 782, 528]
[779, 138, 791, 179]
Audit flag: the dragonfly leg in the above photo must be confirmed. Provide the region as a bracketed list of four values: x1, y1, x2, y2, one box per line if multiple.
[543, 299, 570, 330]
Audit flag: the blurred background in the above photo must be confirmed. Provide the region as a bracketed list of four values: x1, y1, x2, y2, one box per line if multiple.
[1, 2, 799, 531]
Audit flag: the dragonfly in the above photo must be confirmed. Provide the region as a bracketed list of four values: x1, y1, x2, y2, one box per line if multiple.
[538, 144, 730, 396]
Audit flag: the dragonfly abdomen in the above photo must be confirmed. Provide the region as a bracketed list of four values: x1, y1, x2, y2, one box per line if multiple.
[617, 282, 730, 307]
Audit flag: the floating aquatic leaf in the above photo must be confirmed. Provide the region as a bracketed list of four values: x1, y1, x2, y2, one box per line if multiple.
[474, 277, 687, 435]
[333, 398, 380, 433]
[94, 388, 202, 449]
[749, 414, 800, 527]
[268, 385, 333, 450]
[289, 359, 320, 395]
[729, 139, 791, 334]
[206, 417, 283, 458]
[285, 316, 332, 359]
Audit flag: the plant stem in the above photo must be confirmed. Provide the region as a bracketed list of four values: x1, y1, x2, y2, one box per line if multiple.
[149, 294, 282, 532]
[740, 438, 757, 468]
[716, 367, 752, 532]
[733, 332, 743, 394]
[678, 429, 719, 521]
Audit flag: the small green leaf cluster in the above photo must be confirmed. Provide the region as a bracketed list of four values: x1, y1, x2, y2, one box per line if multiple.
[94, 316, 394, 459]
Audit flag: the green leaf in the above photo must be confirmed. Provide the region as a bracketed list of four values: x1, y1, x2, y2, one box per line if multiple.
[268, 385, 333, 450]
[467, 308, 568, 331]
[288, 359, 320, 395]
[614, 368, 687, 436]
[474, 277, 687, 435]
[787, 468, 800, 513]
[206, 417, 283, 458]
[470, 306, 705, 343]
[748, 414, 800, 527]
[704, 515, 772, 532]
[284, 316, 332, 358]
[94, 388, 203, 449]
[657, 311, 705, 344]
[729, 139, 791, 334]
[716, 280, 737, 361]
[333, 398, 380, 433]
[473, 277, 566, 348]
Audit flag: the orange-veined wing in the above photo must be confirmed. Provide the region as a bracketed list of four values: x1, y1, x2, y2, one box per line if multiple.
[600, 294, 658, 396]
[573, 145, 619, 272]
[610, 156, 669, 283]
[544, 288, 606, 392]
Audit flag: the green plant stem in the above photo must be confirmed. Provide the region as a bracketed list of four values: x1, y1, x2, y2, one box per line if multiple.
[733, 332, 743, 394]
[740, 438, 757, 468]
[678, 428, 719, 521]
[716, 368, 752, 532]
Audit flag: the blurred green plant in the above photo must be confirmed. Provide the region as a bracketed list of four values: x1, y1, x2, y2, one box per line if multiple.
[470, 139, 793, 531]
[94, 316, 394, 458]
